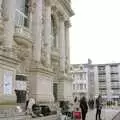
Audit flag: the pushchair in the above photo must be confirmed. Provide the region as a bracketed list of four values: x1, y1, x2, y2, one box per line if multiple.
[32, 104, 42, 117]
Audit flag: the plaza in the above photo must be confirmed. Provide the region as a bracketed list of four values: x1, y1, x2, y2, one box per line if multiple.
[86, 108, 120, 120]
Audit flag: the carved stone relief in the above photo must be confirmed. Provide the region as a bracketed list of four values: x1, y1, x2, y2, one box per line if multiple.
[14, 45, 32, 74]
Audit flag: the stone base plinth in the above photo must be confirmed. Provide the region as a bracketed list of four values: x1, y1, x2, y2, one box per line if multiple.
[29, 65, 55, 103]
[58, 73, 73, 102]
[0, 95, 16, 105]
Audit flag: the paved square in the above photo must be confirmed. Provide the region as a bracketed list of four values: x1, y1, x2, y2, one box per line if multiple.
[86, 108, 120, 120]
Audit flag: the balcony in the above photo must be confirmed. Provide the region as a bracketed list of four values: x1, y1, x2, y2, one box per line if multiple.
[14, 9, 32, 48]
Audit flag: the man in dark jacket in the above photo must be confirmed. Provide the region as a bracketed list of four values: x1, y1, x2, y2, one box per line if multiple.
[96, 95, 102, 120]
[80, 96, 88, 120]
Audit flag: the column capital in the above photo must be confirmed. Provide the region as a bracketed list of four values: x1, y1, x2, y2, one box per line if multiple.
[51, 6, 57, 14]
[57, 11, 65, 21]
[59, 14, 65, 21]
[45, 0, 52, 6]
[65, 20, 71, 28]
[28, 0, 36, 13]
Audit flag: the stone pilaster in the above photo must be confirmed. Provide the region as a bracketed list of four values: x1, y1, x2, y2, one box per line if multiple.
[106, 65, 112, 100]
[3, 0, 16, 48]
[44, 0, 51, 67]
[59, 15, 65, 72]
[94, 66, 99, 97]
[65, 20, 71, 73]
[0, 0, 3, 18]
[32, 0, 42, 62]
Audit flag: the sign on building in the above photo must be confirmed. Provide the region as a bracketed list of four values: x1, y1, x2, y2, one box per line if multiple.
[3, 70, 13, 95]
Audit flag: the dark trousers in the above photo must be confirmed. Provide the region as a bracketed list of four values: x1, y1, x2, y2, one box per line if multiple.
[96, 109, 101, 120]
[82, 111, 87, 120]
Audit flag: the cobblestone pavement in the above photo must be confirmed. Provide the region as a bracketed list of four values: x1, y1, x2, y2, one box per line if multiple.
[86, 108, 120, 120]
[0, 108, 119, 120]
[112, 112, 120, 120]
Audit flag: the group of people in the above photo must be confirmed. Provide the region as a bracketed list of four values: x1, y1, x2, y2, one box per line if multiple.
[74, 95, 102, 120]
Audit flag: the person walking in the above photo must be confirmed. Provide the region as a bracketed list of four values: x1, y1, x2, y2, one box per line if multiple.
[88, 98, 94, 109]
[80, 96, 88, 120]
[96, 95, 102, 120]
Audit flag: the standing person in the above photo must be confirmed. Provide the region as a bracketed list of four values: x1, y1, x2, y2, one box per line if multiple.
[26, 98, 35, 116]
[80, 96, 88, 120]
[96, 95, 102, 120]
[89, 99, 94, 109]
[73, 96, 79, 111]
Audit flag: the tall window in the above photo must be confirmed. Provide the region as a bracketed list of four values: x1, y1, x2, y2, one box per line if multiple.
[15, 0, 29, 27]
[51, 15, 57, 48]
[73, 84, 75, 90]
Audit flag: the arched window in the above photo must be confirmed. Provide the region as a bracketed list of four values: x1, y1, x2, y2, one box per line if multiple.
[15, 0, 29, 27]
[51, 15, 57, 48]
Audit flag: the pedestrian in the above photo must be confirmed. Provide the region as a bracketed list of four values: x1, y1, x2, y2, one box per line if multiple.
[96, 95, 102, 120]
[88, 98, 94, 109]
[80, 96, 88, 120]
[26, 97, 35, 117]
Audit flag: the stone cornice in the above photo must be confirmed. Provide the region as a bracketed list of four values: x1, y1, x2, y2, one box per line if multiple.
[58, 0, 74, 17]
[51, 0, 74, 21]
[30, 61, 56, 77]
[0, 53, 20, 68]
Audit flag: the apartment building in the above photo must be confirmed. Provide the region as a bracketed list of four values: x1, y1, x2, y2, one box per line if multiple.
[94, 63, 120, 101]
[71, 60, 120, 102]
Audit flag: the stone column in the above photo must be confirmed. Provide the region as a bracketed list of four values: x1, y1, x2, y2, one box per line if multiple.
[0, 0, 3, 18]
[32, 0, 42, 62]
[3, 0, 16, 47]
[44, 0, 51, 66]
[59, 15, 65, 72]
[3, 0, 16, 48]
[65, 20, 71, 72]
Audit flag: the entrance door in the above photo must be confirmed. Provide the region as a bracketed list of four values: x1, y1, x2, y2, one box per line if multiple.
[15, 90, 26, 103]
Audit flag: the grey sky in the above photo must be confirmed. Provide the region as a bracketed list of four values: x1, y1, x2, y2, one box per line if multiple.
[70, 0, 120, 64]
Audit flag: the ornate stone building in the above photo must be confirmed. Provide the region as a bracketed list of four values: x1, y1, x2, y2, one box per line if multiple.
[0, 0, 74, 104]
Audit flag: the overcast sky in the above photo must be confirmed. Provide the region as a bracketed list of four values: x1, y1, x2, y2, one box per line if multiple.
[70, 0, 120, 64]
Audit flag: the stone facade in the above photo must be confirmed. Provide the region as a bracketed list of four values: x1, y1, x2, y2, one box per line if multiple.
[0, 0, 74, 104]
[70, 64, 89, 100]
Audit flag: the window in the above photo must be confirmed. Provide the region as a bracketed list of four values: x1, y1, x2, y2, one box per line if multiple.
[80, 73, 83, 80]
[80, 84, 83, 90]
[73, 84, 75, 90]
[15, 0, 29, 27]
[53, 83, 58, 101]
[51, 15, 57, 48]
[83, 73, 86, 80]
[77, 84, 79, 90]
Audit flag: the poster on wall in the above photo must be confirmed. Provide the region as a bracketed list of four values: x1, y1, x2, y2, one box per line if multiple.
[3, 70, 13, 95]
[16, 81, 26, 90]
